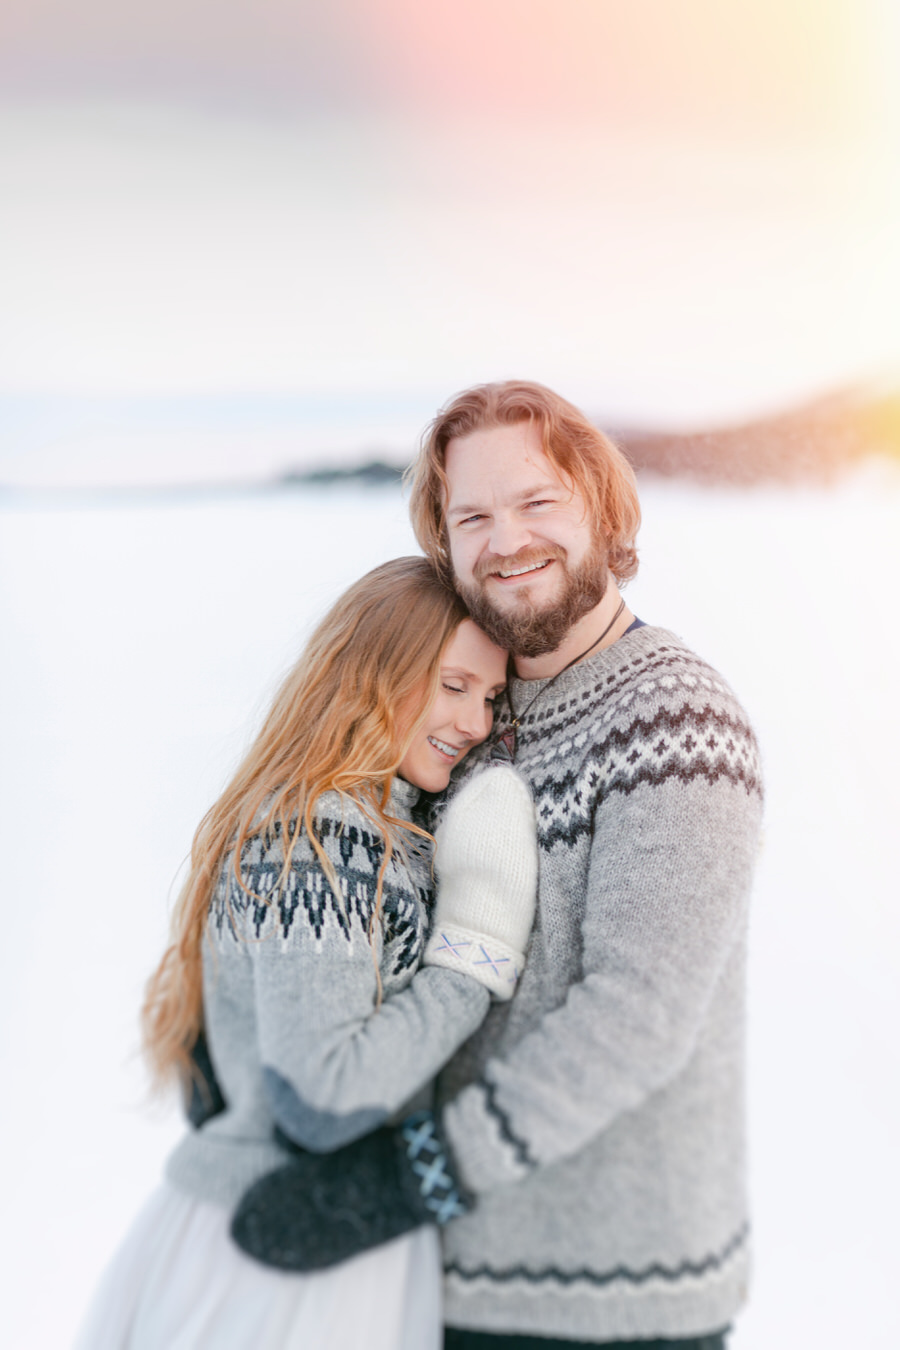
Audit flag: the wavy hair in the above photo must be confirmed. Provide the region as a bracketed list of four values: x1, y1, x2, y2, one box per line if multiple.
[142, 557, 469, 1093]
[406, 380, 641, 583]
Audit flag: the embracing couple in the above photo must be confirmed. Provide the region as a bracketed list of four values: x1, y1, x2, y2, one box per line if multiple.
[78, 381, 763, 1350]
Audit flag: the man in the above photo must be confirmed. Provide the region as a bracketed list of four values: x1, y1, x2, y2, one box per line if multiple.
[233, 381, 763, 1349]
[400, 380, 763, 1348]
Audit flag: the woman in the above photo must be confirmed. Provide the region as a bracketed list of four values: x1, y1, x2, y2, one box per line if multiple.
[76, 556, 537, 1350]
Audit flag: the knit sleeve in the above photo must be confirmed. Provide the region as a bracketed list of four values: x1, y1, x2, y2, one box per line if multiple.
[439, 687, 764, 1194]
[223, 795, 490, 1154]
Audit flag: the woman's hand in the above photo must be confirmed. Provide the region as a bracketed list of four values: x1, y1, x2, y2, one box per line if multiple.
[423, 767, 538, 1000]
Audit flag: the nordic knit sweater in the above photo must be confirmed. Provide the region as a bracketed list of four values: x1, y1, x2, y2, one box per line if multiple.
[166, 778, 490, 1208]
[435, 625, 764, 1343]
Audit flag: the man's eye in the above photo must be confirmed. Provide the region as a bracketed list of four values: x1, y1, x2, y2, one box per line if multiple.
[455, 514, 484, 527]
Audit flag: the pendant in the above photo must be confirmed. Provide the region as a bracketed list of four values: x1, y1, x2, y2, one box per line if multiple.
[488, 725, 518, 764]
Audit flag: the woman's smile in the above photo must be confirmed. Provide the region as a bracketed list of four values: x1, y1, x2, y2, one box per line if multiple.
[427, 735, 463, 761]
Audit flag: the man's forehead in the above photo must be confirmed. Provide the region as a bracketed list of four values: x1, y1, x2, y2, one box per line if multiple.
[445, 420, 540, 465]
[443, 427, 572, 512]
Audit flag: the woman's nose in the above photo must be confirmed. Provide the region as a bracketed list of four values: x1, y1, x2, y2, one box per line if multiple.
[454, 700, 490, 743]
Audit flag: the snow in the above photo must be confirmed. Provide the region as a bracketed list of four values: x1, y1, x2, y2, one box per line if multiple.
[1, 469, 899, 1348]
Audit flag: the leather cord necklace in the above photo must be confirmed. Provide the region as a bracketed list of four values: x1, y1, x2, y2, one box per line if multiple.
[489, 598, 626, 764]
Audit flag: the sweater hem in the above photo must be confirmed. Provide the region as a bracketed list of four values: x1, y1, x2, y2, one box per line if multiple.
[443, 1244, 750, 1341]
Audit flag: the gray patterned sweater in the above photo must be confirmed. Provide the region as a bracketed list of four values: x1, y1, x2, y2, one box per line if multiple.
[436, 625, 764, 1342]
[166, 778, 489, 1207]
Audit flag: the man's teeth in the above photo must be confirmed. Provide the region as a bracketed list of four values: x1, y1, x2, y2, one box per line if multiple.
[428, 737, 459, 758]
[498, 559, 551, 579]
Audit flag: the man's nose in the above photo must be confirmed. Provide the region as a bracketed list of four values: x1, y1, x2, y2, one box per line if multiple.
[488, 513, 532, 559]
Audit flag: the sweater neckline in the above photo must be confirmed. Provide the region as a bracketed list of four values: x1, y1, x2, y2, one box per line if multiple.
[507, 623, 682, 710]
[389, 775, 421, 815]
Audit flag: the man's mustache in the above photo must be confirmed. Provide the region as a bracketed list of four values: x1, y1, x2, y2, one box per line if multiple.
[473, 545, 567, 583]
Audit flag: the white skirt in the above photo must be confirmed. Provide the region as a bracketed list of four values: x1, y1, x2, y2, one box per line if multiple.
[74, 1184, 443, 1350]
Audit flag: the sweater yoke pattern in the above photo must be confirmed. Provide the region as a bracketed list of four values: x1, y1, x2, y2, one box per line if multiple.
[502, 642, 763, 852]
[209, 811, 431, 979]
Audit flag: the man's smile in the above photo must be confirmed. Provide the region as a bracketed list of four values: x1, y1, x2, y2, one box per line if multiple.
[495, 559, 554, 580]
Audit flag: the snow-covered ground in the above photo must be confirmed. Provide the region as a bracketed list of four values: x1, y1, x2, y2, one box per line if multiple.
[1, 469, 899, 1348]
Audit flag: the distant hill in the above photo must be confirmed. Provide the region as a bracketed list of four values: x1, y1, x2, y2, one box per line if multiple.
[609, 389, 900, 484]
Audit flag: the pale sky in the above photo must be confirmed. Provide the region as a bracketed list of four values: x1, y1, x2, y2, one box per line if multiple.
[1, 1, 898, 481]
[0, 0, 875, 140]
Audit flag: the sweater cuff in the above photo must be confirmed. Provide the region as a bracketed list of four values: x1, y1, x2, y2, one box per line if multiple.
[423, 924, 526, 1001]
[441, 1079, 534, 1196]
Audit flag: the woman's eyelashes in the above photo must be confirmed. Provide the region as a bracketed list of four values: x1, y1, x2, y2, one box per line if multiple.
[442, 681, 501, 707]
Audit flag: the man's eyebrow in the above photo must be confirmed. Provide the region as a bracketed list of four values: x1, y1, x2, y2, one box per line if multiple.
[446, 482, 562, 519]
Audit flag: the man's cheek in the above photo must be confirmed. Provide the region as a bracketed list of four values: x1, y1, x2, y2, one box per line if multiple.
[449, 543, 472, 583]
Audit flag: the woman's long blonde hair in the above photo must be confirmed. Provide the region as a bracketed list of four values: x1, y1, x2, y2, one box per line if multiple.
[142, 557, 469, 1093]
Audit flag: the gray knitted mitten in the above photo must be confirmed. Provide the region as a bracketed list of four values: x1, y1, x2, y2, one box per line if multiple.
[230, 1111, 465, 1271]
[423, 766, 538, 1000]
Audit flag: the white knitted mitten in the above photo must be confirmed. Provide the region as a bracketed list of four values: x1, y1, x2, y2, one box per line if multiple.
[423, 767, 538, 1001]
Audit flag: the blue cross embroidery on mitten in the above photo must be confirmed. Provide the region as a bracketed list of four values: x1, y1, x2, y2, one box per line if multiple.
[400, 1110, 467, 1224]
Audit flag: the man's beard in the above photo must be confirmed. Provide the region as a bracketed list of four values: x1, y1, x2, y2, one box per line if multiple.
[455, 539, 609, 659]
